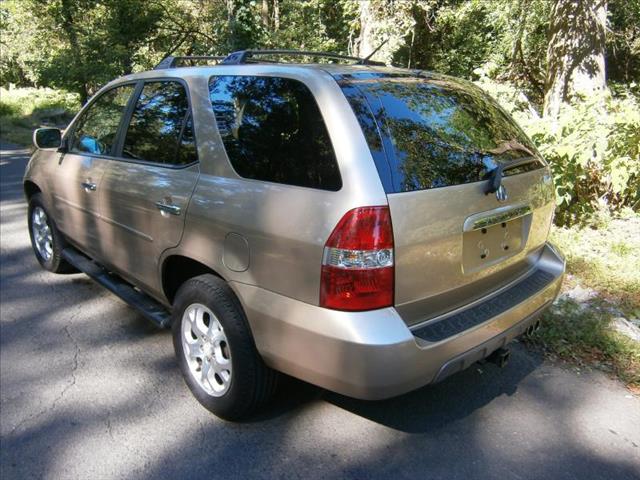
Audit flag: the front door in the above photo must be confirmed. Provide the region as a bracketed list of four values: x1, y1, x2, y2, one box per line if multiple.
[98, 80, 199, 297]
[53, 84, 136, 256]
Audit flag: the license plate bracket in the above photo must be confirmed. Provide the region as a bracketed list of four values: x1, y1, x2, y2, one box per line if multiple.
[462, 206, 531, 273]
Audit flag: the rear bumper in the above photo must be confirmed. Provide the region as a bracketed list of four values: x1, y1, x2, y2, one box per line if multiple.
[232, 242, 564, 400]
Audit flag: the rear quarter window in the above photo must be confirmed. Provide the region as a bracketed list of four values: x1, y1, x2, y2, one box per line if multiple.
[209, 75, 342, 191]
[337, 72, 544, 193]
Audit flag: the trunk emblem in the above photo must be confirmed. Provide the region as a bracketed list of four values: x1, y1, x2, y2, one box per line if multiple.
[496, 184, 508, 202]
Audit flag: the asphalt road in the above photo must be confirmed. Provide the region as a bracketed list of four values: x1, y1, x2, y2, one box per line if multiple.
[1, 143, 639, 480]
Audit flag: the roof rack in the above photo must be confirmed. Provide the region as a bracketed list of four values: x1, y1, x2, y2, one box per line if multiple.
[154, 55, 225, 70]
[154, 50, 386, 70]
[221, 49, 386, 66]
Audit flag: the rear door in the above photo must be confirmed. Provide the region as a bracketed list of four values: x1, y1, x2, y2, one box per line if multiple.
[337, 72, 556, 325]
[97, 80, 199, 296]
[53, 84, 136, 256]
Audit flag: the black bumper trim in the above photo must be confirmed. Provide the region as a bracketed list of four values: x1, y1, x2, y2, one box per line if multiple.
[431, 302, 548, 383]
[413, 269, 555, 343]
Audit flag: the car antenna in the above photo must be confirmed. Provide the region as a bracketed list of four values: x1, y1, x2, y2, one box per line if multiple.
[358, 39, 388, 64]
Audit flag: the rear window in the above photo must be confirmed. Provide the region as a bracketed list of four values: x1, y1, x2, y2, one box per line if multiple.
[209, 75, 342, 191]
[337, 72, 544, 193]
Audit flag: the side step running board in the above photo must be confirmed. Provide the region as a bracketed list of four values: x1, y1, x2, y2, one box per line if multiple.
[62, 248, 171, 328]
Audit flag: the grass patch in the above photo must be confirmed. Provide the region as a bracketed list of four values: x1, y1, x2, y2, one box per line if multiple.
[550, 211, 640, 315]
[530, 300, 640, 389]
[0, 87, 80, 146]
[532, 211, 640, 390]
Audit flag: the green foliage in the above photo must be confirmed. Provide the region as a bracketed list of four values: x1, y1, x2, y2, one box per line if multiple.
[532, 91, 640, 225]
[406, 0, 510, 76]
[476, 72, 640, 225]
[266, 0, 356, 53]
[376, 0, 551, 102]
[0, 0, 357, 100]
[1, 0, 637, 100]
[0, 87, 79, 117]
[0, 0, 164, 102]
[607, 0, 640, 83]
[0, 101, 19, 117]
[0, 87, 80, 145]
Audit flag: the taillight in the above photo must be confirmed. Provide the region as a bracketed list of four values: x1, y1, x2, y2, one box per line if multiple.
[320, 206, 394, 311]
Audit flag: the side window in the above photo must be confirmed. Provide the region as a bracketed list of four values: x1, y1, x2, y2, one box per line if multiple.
[209, 76, 342, 191]
[122, 81, 197, 166]
[70, 84, 134, 155]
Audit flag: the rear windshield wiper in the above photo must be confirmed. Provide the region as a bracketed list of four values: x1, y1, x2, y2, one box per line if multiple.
[484, 156, 542, 195]
[484, 164, 505, 195]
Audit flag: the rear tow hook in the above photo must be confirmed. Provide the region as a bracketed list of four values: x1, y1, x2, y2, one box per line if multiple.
[487, 347, 511, 368]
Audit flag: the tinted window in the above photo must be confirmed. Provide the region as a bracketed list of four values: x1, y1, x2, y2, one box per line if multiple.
[71, 84, 134, 155]
[122, 81, 197, 165]
[209, 76, 341, 191]
[338, 73, 544, 193]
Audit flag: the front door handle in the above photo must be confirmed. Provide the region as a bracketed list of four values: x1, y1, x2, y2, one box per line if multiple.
[81, 181, 97, 192]
[155, 201, 181, 216]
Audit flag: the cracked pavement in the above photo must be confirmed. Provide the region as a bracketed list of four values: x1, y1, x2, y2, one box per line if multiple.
[1, 143, 640, 480]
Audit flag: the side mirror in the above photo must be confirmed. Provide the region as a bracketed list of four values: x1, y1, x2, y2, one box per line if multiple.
[33, 128, 63, 150]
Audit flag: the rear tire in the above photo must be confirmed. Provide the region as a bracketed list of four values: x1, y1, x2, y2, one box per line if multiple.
[172, 274, 278, 420]
[28, 193, 76, 274]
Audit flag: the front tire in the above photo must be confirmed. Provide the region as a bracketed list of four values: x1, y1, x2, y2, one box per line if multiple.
[172, 274, 278, 420]
[28, 193, 75, 273]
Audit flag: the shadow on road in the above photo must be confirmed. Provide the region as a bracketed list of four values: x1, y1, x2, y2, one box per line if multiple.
[325, 343, 539, 433]
[243, 342, 539, 432]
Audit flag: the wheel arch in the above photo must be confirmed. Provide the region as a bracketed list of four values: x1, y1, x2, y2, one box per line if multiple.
[161, 255, 226, 305]
[24, 180, 42, 201]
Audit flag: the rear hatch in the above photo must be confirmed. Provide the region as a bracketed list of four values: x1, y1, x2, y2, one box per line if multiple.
[336, 71, 555, 326]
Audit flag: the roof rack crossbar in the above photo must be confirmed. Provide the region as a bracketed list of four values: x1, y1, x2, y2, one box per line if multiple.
[221, 49, 385, 66]
[154, 56, 225, 70]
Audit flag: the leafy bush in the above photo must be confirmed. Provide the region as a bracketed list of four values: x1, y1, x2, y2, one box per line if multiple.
[476, 72, 640, 226]
[0, 100, 19, 117]
[533, 91, 640, 225]
[0, 87, 79, 118]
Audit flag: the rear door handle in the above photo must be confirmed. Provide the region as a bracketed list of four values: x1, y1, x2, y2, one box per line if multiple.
[81, 181, 97, 192]
[155, 201, 181, 216]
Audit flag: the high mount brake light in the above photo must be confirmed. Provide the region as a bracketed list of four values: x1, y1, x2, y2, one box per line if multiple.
[320, 206, 394, 311]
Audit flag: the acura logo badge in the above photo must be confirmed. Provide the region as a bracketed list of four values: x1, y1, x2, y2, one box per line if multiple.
[496, 184, 508, 202]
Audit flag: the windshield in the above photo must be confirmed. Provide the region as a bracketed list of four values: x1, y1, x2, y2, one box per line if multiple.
[337, 72, 544, 193]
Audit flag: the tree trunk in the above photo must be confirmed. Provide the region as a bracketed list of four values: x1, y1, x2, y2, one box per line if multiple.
[543, 0, 607, 119]
[272, 0, 280, 31]
[226, 0, 235, 25]
[261, 0, 270, 28]
[356, 0, 374, 57]
[353, 1, 417, 64]
[510, 0, 528, 68]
